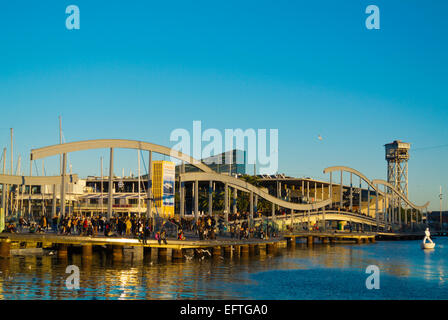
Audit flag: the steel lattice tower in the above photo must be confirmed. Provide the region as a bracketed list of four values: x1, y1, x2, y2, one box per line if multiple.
[385, 140, 410, 201]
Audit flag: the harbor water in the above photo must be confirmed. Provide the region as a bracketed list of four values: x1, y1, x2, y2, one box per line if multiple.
[0, 238, 447, 300]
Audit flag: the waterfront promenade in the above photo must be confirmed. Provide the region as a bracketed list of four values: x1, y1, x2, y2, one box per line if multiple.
[0, 227, 427, 261]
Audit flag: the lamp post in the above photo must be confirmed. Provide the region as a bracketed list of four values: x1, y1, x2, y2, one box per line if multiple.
[440, 186, 443, 232]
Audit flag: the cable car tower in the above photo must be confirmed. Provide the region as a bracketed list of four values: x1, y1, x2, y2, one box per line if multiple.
[385, 140, 410, 201]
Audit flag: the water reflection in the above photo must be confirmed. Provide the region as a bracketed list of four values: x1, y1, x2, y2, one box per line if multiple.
[0, 238, 447, 299]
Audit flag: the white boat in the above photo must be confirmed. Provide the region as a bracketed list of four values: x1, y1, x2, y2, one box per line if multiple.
[421, 241, 436, 249]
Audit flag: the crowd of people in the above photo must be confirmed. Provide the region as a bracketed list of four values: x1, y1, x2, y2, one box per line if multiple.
[2, 211, 279, 242]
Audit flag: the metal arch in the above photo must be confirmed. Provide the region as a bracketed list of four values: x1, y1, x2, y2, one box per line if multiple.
[180, 172, 332, 211]
[372, 179, 429, 210]
[30, 139, 213, 173]
[323, 165, 429, 210]
[0, 174, 78, 185]
[323, 166, 383, 195]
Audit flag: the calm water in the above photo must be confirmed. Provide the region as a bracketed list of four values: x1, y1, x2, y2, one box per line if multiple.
[1, 238, 447, 300]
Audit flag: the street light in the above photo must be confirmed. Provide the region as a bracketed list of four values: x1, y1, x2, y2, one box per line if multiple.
[440, 186, 443, 231]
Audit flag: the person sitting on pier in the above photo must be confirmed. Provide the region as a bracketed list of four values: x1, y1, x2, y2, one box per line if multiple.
[6, 221, 16, 233]
[178, 228, 185, 240]
[29, 223, 36, 233]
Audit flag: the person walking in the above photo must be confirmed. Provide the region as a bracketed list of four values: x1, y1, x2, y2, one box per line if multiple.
[160, 229, 167, 245]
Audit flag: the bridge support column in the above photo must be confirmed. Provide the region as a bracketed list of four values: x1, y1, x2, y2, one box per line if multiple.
[108, 148, 114, 220]
[307, 236, 313, 247]
[356, 238, 362, 244]
[57, 243, 68, 259]
[241, 245, 249, 257]
[132, 246, 144, 261]
[267, 243, 277, 254]
[370, 237, 376, 243]
[148, 151, 153, 220]
[321, 237, 328, 244]
[194, 180, 199, 222]
[60, 153, 67, 218]
[224, 183, 229, 226]
[287, 237, 296, 248]
[249, 191, 254, 227]
[249, 244, 256, 255]
[208, 180, 213, 216]
[172, 248, 184, 260]
[112, 245, 123, 261]
[0, 240, 11, 258]
[82, 244, 93, 259]
[233, 245, 241, 256]
[212, 246, 222, 257]
[158, 248, 168, 259]
[223, 246, 232, 257]
[233, 188, 237, 214]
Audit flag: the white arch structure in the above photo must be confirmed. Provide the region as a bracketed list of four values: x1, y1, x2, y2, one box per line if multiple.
[323, 166, 429, 230]
[23, 140, 429, 232]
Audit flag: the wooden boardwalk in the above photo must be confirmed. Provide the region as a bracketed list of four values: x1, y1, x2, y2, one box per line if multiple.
[0, 232, 287, 259]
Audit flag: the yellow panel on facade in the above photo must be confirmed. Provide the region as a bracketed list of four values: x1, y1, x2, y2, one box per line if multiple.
[152, 161, 175, 219]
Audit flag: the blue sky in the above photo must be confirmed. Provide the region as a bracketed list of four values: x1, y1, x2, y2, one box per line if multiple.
[0, 1, 447, 210]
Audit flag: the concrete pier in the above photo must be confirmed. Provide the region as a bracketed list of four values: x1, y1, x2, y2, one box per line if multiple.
[266, 243, 277, 254]
[307, 236, 314, 247]
[57, 244, 68, 259]
[212, 246, 222, 257]
[132, 246, 144, 260]
[240, 245, 249, 257]
[234, 245, 241, 256]
[223, 246, 233, 257]
[286, 237, 296, 248]
[112, 245, 123, 261]
[158, 248, 168, 259]
[172, 248, 184, 260]
[0, 240, 11, 258]
[249, 244, 256, 255]
[82, 244, 93, 259]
